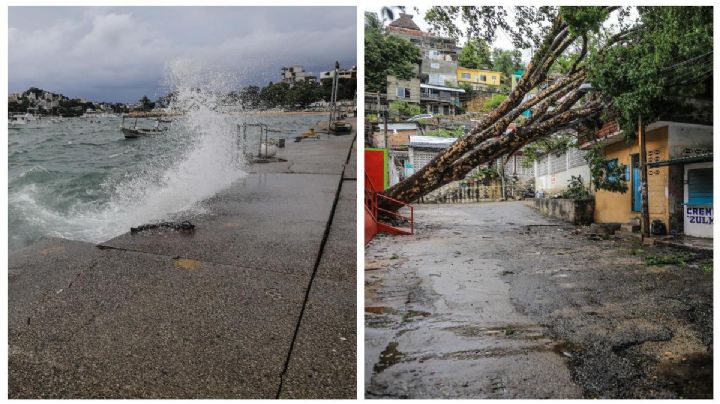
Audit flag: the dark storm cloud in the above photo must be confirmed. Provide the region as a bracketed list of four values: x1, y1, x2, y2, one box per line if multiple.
[9, 7, 357, 103]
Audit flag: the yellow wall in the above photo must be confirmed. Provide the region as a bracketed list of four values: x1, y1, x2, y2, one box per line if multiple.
[594, 127, 670, 226]
[457, 67, 504, 88]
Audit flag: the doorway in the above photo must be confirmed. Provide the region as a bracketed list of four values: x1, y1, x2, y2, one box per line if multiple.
[631, 154, 641, 212]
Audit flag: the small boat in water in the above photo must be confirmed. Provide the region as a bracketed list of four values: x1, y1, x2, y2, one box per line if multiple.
[9, 113, 27, 127]
[121, 127, 167, 138]
[121, 116, 168, 139]
[329, 120, 352, 134]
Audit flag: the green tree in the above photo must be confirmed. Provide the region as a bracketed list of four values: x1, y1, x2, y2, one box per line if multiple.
[285, 81, 322, 109]
[138, 95, 155, 112]
[321, 77, 357, 101]
[259, 82, 290, 109]
[458, 39, 492, 69]
[491, 48, 524, 84]
[588, 6, 713, 134]
[381, 6, 712, 207]
[365, 11, 421, 93]
[240, 85, 261, 109]
[388, 100, 422, 119]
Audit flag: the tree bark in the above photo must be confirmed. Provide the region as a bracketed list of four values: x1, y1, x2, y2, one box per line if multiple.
[377, 10, 630, 210]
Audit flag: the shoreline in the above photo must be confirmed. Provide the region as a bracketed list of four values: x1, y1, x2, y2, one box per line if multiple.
[9, 119, 358, 399]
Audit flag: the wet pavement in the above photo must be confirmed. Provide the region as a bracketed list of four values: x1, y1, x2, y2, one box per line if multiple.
[9, 121, 357, 399]
[365, 201, 712, 399]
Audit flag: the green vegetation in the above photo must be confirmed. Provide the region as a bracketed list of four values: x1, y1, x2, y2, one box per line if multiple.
[701, 262, 713, 273]
[388, 100, 422, 119]
[561, 175, 590, 199]
[588, 7, 713, 136]
[365, 12, 422, 93]
[480, 93, 508, 112]
[520, 133, 575, 168]
[584, 146, 628, 193]
[138, 96, 155, 112]
[470, 165, 500, 183]
[235, 78, 355, 110]
[629, 247, 644, 256]
[645, 252, 695, 267]
[458, 38, 492, 69]
[427, 126, 464, 138]
[491, 48, 524, 86]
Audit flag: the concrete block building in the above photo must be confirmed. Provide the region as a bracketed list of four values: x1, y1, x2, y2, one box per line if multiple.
[581, 120, 713, 238]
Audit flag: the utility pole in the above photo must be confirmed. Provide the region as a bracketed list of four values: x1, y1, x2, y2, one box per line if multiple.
[638, 116, 650, 238]
[499, 157, 507, 201]
[328, 61, 339, 130]
[383, 111, 389, 150]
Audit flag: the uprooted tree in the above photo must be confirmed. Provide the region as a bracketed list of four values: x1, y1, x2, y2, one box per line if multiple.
[381, 6, 712, 209]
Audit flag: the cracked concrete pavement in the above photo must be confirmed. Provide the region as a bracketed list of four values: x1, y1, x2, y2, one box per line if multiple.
[9, 124, 357, 399]
[365, 201, 712, 399]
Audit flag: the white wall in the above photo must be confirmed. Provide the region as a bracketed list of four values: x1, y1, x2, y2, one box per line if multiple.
[534, 147, 591, 195]
[535, 165, 592, 195]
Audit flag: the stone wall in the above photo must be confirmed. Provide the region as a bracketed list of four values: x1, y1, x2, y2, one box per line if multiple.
[534, 198, 595, 225]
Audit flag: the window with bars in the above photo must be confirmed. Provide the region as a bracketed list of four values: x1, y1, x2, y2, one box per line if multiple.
[537, 156, 548, 176]
[567, 148, 587, 168]
[549, 153, 566, 174]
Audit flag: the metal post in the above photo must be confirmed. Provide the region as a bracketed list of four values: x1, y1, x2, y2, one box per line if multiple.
[242, 124, 247, 157]
[383, 112, 388, 150]
[499, 157, 506, 201]
[639, 116, 650, 238]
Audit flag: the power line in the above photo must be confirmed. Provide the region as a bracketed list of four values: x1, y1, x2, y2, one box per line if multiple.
[660, 51, 713, 72]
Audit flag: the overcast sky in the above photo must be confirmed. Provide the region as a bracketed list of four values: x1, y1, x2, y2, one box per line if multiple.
[9, 7, 357, 103]
[371, 6, 637, 64]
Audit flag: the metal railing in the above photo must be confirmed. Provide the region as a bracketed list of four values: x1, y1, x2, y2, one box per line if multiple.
[365, 172, 414, 235]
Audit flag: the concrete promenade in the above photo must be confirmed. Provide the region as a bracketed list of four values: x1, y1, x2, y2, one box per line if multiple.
[9, 119, 357, 398]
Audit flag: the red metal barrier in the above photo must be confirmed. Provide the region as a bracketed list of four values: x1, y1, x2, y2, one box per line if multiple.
[365, 171, 413, 244]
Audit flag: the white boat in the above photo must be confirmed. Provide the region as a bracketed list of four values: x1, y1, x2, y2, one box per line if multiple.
[9, 113, 27, 127]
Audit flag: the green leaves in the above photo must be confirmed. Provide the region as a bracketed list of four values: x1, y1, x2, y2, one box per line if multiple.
[584, 146, 628, 193]
[365, 12, 421, 93]
[388, 100, 422, 118]
[559, 6, 609, 36]
[491, 48, 523, 84]
[586, 6, 713, 135]
[458, 39, 492, 69]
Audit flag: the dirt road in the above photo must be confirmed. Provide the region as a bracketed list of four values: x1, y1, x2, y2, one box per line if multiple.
[365, 202, 712, 399]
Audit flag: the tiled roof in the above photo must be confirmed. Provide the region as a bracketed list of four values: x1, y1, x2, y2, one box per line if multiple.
[388, 13, 421, 31]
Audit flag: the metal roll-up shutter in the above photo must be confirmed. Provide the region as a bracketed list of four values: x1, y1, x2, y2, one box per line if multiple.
[688, 168, 713, 205]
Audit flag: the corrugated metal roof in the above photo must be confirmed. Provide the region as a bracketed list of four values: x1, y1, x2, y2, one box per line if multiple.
[382, 123, 417, 131]
[420, 83, 466, 93]
[647, 153, 713, 167]
[409, 135, 457, 149]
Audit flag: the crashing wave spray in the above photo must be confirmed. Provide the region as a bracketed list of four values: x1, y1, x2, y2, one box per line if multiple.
[18, 59, 248, 244]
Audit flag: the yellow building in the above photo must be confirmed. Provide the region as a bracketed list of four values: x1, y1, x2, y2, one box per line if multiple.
[456, 67, 504, 90]
[582, 121, 713, 237]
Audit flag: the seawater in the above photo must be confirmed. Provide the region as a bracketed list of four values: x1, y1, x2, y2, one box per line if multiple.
[8, 112, 326, 252]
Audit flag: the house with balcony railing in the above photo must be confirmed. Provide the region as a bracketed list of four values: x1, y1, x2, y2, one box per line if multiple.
[419, 83, 464, 115]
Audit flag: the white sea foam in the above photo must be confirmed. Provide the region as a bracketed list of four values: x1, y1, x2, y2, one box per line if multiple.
[12, 59, 248, 245]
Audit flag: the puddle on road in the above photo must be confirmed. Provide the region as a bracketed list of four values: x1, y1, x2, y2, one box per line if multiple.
[656, 352, 713, 398]
[403, 310, 431, 320]
[445, 324, 546, 340]
[374, 341, 406, 374]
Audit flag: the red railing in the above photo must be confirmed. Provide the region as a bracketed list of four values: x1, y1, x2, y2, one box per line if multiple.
[365, 172, 414, 236]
